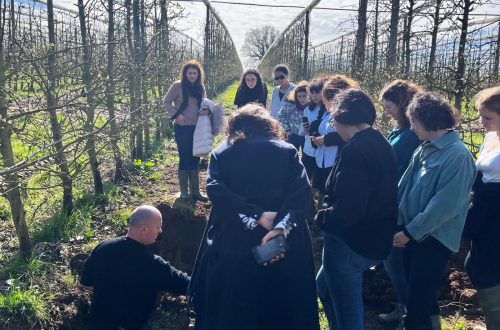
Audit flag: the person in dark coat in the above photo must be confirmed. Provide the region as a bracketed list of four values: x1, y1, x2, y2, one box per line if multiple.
[234, 69, 268, 108]
[189, 104, 320, 330]
[463, 86, 500, 330]
[315, 89, 398, 330]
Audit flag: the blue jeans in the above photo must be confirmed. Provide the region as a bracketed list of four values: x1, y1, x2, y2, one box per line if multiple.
[316, 233, 379, 330]
[174, 124, 200, 171]
[384, 246, 408, 306]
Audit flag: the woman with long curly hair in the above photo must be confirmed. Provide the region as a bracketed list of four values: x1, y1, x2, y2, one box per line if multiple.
[163, 60, 209, 201]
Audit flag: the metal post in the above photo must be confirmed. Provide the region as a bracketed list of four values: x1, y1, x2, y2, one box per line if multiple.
[204, 4, 209, 76]
[303, 10, 310, 80]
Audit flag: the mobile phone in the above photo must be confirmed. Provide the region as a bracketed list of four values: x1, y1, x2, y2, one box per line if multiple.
[302, 116, 309, 124]
[252, 235, 287, 265]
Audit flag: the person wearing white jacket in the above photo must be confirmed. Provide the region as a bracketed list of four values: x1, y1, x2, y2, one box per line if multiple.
[269, 64, 295, 119]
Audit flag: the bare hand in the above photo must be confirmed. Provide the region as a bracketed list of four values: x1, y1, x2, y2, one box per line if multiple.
[261, 229, 285, 266]
[257, 211, 277, 231]
[303, 123, 310, 131]
[311, 136, 324, 146]
[393, 231, 410, 247]
[175, 114, 186, 125]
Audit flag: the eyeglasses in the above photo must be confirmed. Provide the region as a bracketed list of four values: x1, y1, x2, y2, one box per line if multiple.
[274, 76, 286, 81]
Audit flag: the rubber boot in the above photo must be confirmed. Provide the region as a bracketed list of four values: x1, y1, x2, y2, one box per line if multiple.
[177, 170, 190, 199]
[189, 170, 208, 202]
[478, 284, 500, 330]
[430, 315, 441, 330]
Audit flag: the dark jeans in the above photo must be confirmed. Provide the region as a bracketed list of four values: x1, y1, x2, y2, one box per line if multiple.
[301, 153, 317, 184]
[174, 124, 200, 171]
[403, 236, 452, 330]
[287, 133, 305, 153]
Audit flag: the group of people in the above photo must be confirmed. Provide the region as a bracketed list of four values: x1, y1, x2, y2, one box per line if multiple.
[80, 59, 500, 330]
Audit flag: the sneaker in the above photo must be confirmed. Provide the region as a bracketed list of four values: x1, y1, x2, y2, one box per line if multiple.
[378, 305, 403, 326]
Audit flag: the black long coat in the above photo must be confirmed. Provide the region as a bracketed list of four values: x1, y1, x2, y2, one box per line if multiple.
[190, 136, 319, 330]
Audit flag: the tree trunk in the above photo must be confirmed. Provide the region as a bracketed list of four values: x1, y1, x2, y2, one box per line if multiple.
[387, 0, 400, 69]
[427, 0, 441, 89]
[403, 0, 415, 77]
[132, 0, 144, 160]
[493, 21, 500, 81]
[106, 0, 125, 181]
[352, 0, 367, 80]
[454, 0, 471, 112]
[47, 0, 73, 215]
[0, 8, 32, 257]
[371, 0, 379, 77]
[78, 0, 104, 195]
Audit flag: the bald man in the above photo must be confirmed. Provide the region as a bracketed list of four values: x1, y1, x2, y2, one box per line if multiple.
[80, 205, 190, 330]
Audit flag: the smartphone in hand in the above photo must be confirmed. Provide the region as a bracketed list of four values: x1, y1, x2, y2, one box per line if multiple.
[252, 235, 286, 266]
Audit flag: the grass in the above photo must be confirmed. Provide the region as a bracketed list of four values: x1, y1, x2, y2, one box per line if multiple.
[0, 284, 47, 327]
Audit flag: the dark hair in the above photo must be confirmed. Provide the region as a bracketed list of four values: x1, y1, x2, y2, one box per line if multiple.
[323, 75, 359, 109]
[179, 60, 206, 112]
[238, 69, 265, 92]
[273, 64, 289, 76]
[407, 92, 458, 131]
[307, 78, 325, 106]
[475, 86, 500, 115]
[227, 104, 285, 143]
[287, 81, 309, 108]
[333, 89, 377, 126]
[379, 79, 423, 127]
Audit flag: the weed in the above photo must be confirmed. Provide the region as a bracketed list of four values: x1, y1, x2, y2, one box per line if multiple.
[0, 284, 47, 327]
[0, 255, 46, 281]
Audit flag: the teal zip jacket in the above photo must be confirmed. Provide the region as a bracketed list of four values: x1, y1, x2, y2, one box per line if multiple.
[398, 131, 476, 252]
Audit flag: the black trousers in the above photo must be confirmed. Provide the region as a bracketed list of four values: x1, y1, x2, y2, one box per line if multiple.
[174, 124, 200, 171]
[403, 236, 452, 330]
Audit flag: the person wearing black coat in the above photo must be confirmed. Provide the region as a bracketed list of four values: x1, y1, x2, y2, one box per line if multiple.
[189, 105, 319, 330]
[315, 89, 398, 330]
[234, 69, 268, 108]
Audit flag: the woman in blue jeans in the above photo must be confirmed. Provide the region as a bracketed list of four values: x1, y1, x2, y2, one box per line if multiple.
[377, 80, 423, 327]
[315, 89, 398, 330]
[394, 92, 476, 330]
[164, 60, 210, 201]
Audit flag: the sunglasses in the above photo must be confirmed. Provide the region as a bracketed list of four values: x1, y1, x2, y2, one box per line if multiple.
[274, 76, 286, 81]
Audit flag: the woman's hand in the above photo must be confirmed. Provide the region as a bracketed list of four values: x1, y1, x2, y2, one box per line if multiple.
[393, 231, 410, 247]
[261, 229, 285, 266]
[302, 122, 310, 132]
[257, 211, 277, 231]
[311, 135, 324, 146]
[174, 113, 186, 125]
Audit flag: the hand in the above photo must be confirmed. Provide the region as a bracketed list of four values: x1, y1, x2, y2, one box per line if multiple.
[311, 136, 324, 146]
[393, 231, 410, 247]
[175, 114, 186, 125]
[198, 107, 210, 116]
[261, 229, 285, 266]
[257, 211, 277, 231]
[302, 123, 310, 131]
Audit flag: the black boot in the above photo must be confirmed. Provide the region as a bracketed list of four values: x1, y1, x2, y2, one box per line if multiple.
[177, 170, 190, 199]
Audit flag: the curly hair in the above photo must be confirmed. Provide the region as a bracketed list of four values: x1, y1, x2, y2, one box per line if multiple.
[332, 89, 376, 126]
[379, 79, 423, 127]
[178, 60, 206, 112]
[323, 74, 359, 109]
[227, 104, 285, 143]
[407, 92, 459, 131]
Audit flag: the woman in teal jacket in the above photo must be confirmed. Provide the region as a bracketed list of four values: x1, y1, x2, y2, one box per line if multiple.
[394, 92, 476, 330]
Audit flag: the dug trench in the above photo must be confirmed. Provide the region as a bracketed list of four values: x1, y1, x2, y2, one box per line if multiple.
[66, 199, 485, 330]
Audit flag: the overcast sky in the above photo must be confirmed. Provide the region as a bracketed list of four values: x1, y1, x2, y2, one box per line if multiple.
[53, 0, 499, 68]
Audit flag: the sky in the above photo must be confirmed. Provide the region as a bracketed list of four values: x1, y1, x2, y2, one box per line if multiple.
[52, 0, 500, 68]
